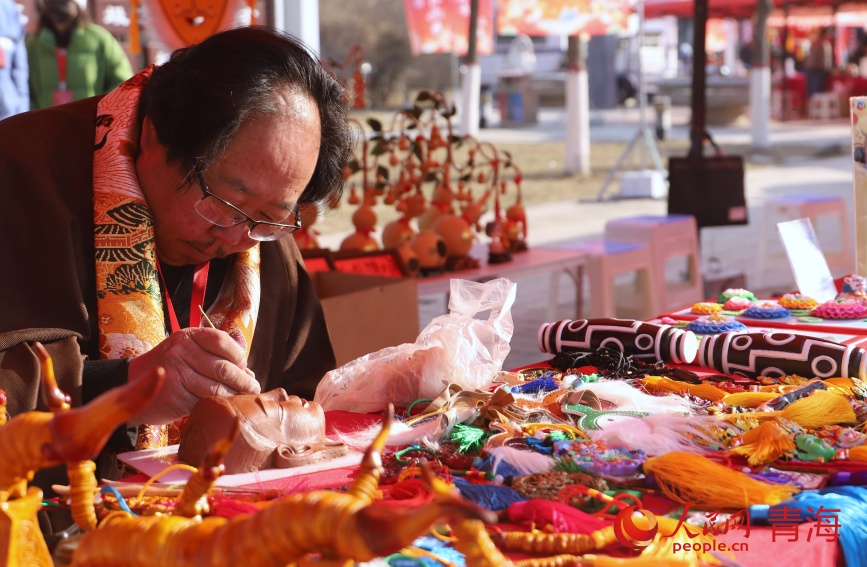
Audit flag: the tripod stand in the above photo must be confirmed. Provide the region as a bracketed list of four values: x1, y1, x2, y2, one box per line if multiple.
[594, 0, 667, 201]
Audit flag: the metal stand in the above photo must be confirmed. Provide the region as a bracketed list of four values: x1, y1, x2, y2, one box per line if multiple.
[594, 0, 667, 201]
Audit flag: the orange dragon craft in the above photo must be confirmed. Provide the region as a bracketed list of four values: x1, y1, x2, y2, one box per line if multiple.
[0, 342, 163, 567]
[70, 405, 498, 567]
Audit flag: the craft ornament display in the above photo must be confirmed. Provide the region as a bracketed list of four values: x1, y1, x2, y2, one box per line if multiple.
[696, 330, 867, 380]
[537, 318, 698, 365]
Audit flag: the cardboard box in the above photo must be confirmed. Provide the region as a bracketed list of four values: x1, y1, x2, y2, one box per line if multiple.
[311, 272, 419, 367]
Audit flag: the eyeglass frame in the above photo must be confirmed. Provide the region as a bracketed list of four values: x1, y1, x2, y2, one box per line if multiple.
[192, 165, 303, 241]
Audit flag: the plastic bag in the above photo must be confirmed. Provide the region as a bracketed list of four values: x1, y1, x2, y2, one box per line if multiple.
[314, 277, 517, 413]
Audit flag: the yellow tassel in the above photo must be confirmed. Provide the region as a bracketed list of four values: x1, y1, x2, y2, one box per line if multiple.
[729, 421, 796, 467]
[641, 376, 728, 402]
[641, 516, 734, 565]
[822, 377, 857, 396]
[720, 390, 856, 428]
[643, 452, 799, 509]
[722, 391, 778, 408]
[847, 445, 867, 462]
[129, 0, 140, 55]
[587, 556, 699, 567]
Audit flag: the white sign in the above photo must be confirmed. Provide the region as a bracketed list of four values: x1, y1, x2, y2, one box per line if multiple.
[777, 218, 838, 303]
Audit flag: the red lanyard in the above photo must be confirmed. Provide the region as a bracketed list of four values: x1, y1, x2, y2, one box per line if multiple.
[55, 48, 67, 86]
[156, 261, 210, 334]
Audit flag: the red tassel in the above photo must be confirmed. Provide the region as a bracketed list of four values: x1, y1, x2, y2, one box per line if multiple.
[506, 499, 608, 534]
[379, 479, 436, 509]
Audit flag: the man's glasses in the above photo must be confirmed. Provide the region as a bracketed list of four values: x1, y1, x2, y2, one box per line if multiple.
[193, 167, 302, 242]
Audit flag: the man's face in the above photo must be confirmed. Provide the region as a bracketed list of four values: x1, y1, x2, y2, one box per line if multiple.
[42, 0, 79, 26]
[137, 91, 321, 266]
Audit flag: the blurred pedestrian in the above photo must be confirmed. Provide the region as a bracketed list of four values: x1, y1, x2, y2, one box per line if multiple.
[0, 0, 28, 119]
[806, 27, 833, 98]
[26, 0, 131, 109]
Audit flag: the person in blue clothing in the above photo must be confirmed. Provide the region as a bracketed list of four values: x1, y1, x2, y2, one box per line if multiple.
[0, 0, 28, 120]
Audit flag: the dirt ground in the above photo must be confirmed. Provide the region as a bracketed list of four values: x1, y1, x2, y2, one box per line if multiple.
[313, 122, 846, 239]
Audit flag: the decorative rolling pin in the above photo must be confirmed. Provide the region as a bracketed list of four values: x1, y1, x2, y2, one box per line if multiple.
[696, 331, 867, 381]
[537, 318, 699, 365]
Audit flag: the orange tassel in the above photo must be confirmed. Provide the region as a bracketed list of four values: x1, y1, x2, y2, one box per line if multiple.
[847, 445, 867, 462]
[641, 376, 728, 402]
[729, 421, 796, 466]
[129, 0, 140, 55]
[643, 452, 799, 509]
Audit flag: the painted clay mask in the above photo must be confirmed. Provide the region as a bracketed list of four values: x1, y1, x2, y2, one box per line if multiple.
[179, 388, 347, 474]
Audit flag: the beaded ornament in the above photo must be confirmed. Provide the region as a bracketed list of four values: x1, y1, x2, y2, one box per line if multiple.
[722, 296, 753, 313]
[778, 293, 818, 311]
[717, 288, 757, 303]
[811, 299, 867, 319]
[742, 301, 791, 319]
[691, 301, 723, 315]
[686, 314, 747, 334]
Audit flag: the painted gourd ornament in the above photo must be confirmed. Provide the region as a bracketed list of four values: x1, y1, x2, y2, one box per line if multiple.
[381, 218, 415, 249]
[504, 202, 527, 252]
[432, 214, 473, 258]
[339, 202, 379, 251]
[417, 205, 448, 232]
[395, 241, 421, 277]
[291, 203, 321, 250]
[339, 231, 378, 252]
[410, 230, 448, 273]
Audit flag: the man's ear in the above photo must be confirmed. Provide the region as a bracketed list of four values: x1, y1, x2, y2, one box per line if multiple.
[139, 116, 158, 153]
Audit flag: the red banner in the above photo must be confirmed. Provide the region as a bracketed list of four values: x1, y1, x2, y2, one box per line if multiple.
[497, 0, 636, 37]
[403, 0, 495, 56]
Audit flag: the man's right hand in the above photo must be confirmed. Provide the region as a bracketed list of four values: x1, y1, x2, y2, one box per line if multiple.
[126, 327, 260, 426]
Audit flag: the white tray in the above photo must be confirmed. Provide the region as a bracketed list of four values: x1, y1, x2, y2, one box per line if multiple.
[117, 444, 363, 488]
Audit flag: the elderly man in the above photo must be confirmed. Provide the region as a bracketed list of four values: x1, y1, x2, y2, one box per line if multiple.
[0, 26, 352, 491]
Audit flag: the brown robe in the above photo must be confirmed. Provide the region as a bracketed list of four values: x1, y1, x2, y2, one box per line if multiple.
[0, 96, 337, 465]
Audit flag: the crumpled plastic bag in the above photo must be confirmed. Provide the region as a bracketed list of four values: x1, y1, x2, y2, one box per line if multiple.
[314, 277, 517, 413]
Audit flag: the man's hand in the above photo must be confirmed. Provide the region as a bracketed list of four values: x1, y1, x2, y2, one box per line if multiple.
[127, 328, 260, 426]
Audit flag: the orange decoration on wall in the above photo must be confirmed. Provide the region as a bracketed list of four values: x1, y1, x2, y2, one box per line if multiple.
[147, 0, 243, 50]
[129, 0, 141, 54]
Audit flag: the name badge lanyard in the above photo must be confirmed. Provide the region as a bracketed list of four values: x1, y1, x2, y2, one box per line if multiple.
[56, 48, 67, 90]
[156, 260, 210, 334]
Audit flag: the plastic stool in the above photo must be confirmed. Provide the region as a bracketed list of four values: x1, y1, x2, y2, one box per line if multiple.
[756, 194, 853, 289]
[562, 239, 662, 321]
[604, 214, 703, 312]
[808, 92, 841, 120]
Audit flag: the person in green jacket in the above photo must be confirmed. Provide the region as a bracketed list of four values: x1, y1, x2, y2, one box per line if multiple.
[26, 0, 132, 109]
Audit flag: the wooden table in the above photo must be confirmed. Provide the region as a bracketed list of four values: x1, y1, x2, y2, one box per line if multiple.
[415, 245, 588, 321]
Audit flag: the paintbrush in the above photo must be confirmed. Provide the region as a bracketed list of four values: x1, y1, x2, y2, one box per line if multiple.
[198, 304, 216, 328]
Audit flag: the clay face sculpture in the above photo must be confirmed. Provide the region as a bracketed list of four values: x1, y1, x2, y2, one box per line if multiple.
[178, 388, 347, 474]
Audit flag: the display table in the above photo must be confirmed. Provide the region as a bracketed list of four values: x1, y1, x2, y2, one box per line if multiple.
[115, 299, 865, 566]
[416, 244, 587, 321]
[219, 408, 841, 567]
